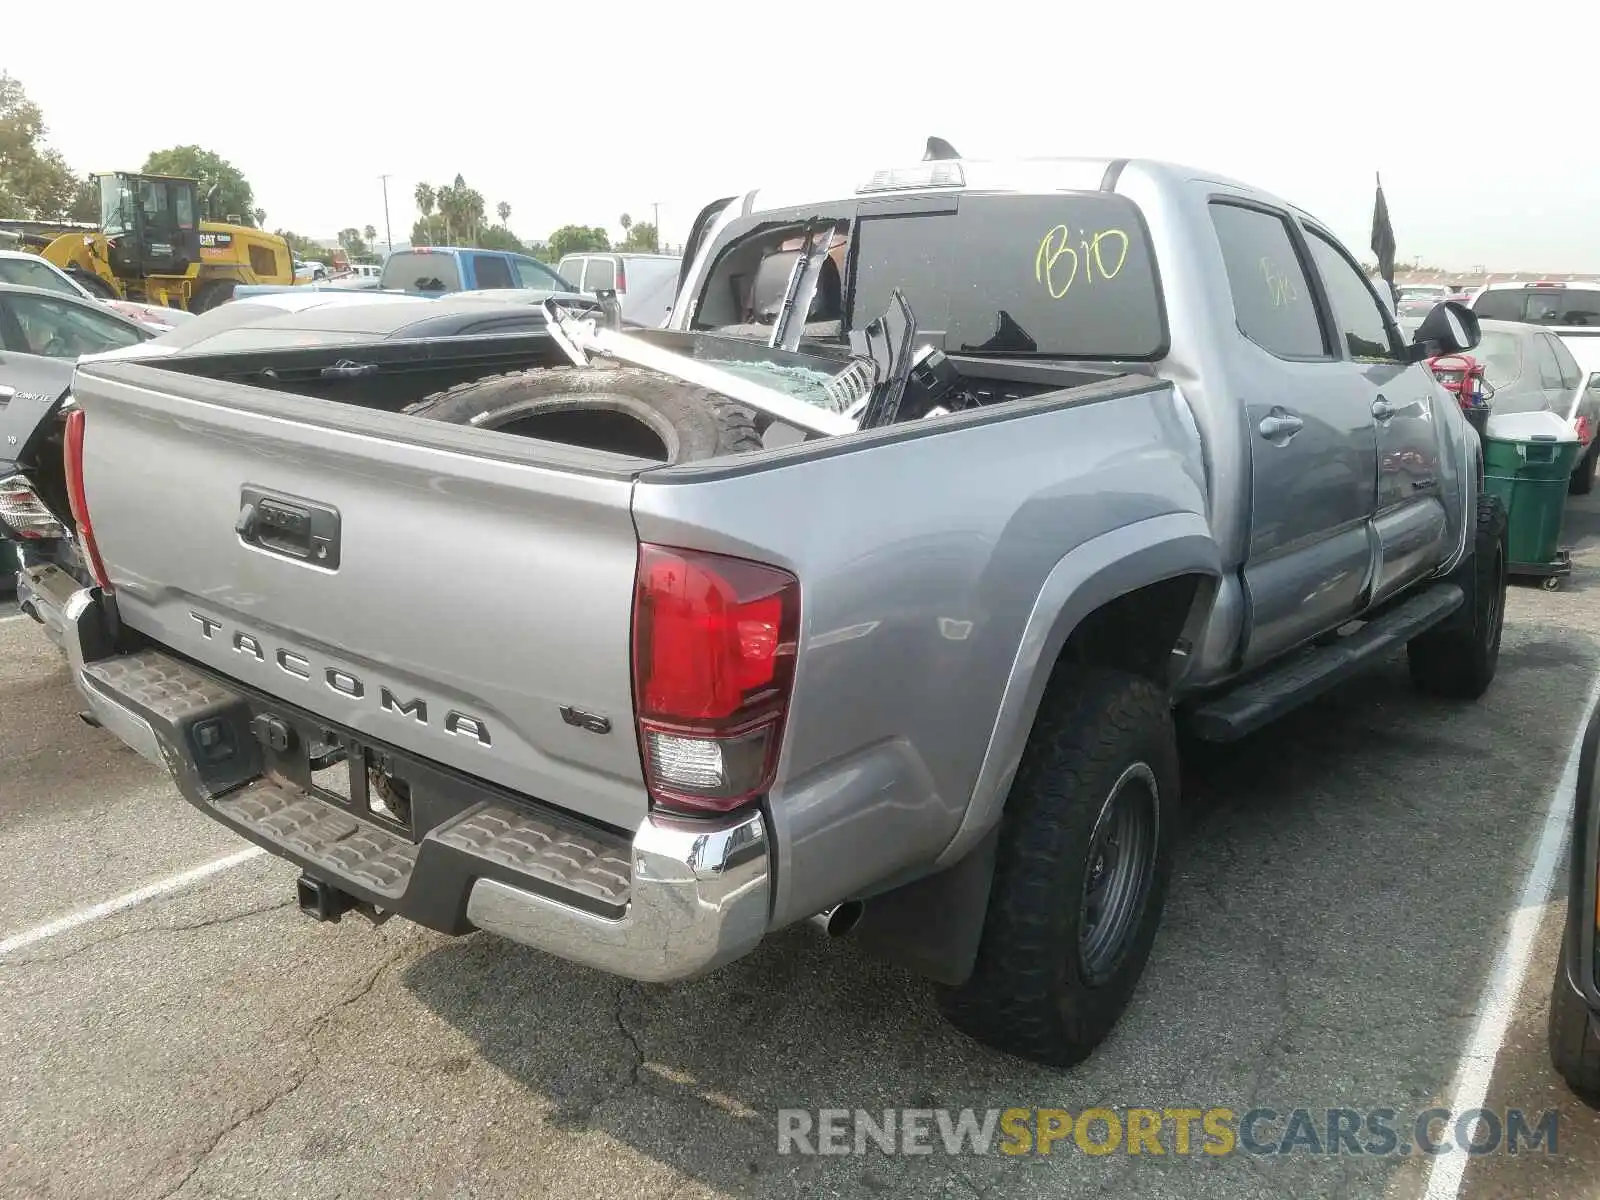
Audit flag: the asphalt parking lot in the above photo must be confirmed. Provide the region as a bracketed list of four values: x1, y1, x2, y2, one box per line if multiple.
[5, 500, 1600, 1200]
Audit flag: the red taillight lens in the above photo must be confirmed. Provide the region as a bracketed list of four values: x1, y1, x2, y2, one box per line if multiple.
[63, 408, 113, 591]
[632, 544, 799, 814]
[614, 259, 627, 295]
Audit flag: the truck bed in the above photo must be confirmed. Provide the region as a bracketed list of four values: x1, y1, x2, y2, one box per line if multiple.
[69, 349, 1206, 874]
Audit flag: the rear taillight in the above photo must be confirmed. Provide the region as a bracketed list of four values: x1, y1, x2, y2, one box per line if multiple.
[631, 544, 799, 814]
[614, 259, 627, 295]
[0, 475, 68, 539]
[62, 409, 112, 591]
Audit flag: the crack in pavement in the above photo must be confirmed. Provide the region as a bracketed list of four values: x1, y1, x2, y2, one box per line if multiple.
[3, 899, 296, 969]
[614, 980, 645, 1090]
[147, 937, 416, 1200]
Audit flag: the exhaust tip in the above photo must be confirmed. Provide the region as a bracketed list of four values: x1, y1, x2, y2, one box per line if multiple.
[809, 900, 865, 938]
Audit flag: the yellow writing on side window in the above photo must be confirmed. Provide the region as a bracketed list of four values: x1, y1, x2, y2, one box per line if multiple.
[1260, 256, 1299, 308]
[1035, 225, 1130, 299]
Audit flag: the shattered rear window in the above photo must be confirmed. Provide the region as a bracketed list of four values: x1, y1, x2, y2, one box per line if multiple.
[701, 358, 846, 410]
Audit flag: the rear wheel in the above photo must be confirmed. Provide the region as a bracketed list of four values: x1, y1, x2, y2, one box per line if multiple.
[406, 367, 761, 463]
[937, 668, 1178, 1067]
[1407, 493, 1508, 700]
[189, 279, 237, 314]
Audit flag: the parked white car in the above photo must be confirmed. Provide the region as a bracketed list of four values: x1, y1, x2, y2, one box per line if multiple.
[0, 249, 193, 333]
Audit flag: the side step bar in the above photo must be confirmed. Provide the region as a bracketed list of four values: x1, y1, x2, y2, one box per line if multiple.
[1187, 583, 1465, 742]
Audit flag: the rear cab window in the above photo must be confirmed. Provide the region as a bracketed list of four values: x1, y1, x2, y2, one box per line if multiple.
[691, 192, 1167, 361]
[381, 251, 462, 293]
[1474, 286, 1600, 327]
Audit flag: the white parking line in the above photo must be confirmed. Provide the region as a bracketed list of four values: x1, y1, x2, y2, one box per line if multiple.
[1423, 667, 1600, 1200]
[0, 847, 265, 957]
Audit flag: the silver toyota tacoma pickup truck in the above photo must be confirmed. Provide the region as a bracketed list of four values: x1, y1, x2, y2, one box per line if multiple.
[45, 150, 1504, 1067]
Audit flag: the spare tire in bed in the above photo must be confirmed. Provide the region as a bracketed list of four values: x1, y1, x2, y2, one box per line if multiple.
[404, 367, 760, 464]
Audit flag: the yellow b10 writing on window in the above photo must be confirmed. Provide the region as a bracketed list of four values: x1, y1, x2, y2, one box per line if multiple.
[1260, 257, 1299, 307]
[1035, 225, 1130, 299]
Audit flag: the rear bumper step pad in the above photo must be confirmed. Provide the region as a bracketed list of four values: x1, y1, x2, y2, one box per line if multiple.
[62, 588, 770, 982]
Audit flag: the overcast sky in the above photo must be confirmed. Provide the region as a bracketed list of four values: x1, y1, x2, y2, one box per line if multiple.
[9, 0, 1596, 271]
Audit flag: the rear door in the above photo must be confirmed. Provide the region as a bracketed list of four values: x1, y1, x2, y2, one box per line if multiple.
[1302, 224, 1449, 604]
[1209, 200, 1379, 665]
[584, 257, 617, 294]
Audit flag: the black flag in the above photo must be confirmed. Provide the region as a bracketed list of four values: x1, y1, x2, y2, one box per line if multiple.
[1371, 172, 1397, 305]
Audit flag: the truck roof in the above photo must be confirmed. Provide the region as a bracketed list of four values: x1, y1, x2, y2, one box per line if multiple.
[740, 154, 1302, 220]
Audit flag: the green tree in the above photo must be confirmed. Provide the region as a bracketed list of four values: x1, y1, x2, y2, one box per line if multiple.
[548, 224, 610, 260]
[254, 207, 267, 227]
[623, 221, 658, 252]
[363, 223, 377, 246]
[68, 175, 99, 223]
[496, 200, 510, 227]
[337, 227, 369, 257]
[142, 145, 257, 226]
[477, 225, 526, 253]
[275, 230, 331, 264]
[619, 212, 632, 235]
[0, 72, 80, 220]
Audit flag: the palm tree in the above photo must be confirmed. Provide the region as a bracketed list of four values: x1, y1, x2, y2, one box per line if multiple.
[620, 213, 632, 233]
[497, 201, 511, 227]
[434, 183, 456, 244]
[414, 182, 435, 218]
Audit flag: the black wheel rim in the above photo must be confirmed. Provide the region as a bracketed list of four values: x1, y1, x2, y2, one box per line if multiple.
[1077, 763, 1159, 985]
[1485, 547, 1505, 655]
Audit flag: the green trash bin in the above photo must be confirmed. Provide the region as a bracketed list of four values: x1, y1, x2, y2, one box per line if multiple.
[1481, 411, 1581, 586]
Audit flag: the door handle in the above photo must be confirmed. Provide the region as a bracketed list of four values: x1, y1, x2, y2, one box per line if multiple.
[1258, 412, 1304, 439]
[1373, 396, 1397, 420]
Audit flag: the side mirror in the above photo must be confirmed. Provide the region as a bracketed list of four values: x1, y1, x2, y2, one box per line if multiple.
[1408, 300, 1480, 360]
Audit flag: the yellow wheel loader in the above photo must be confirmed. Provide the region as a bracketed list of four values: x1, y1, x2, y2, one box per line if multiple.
[13, 172, 296, 313]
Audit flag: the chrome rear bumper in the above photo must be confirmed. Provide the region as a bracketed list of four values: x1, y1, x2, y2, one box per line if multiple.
[62, 586, 772, 983]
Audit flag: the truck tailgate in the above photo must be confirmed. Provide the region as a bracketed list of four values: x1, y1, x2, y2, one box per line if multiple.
[71, 361, 649, 832]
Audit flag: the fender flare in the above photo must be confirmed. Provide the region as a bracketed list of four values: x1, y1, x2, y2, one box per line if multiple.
[933, 511, 1221, 868]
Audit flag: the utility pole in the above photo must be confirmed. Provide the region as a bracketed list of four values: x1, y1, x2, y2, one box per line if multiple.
[379, 174, 394, 254]
[652, 201, 661, 252]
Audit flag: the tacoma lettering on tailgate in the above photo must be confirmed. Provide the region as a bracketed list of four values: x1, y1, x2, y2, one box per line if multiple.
[188, 611, 492, 746]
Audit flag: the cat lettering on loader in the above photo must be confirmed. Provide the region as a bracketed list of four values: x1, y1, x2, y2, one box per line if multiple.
[24, 172, 296, 313]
